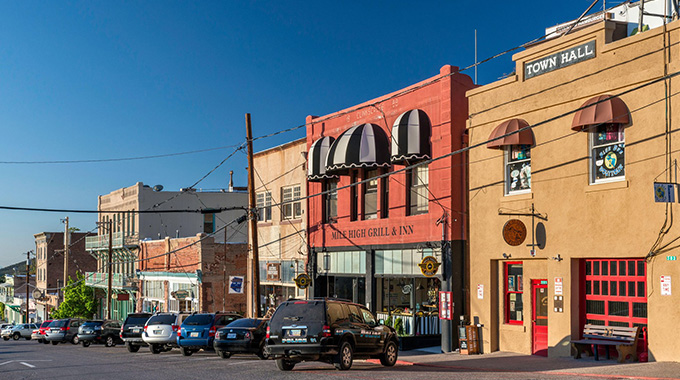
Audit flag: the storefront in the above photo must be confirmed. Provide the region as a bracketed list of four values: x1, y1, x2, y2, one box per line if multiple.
[306, 65, 473, 349]
[258, 260, 305, 315]
[467, 17, 678, 360]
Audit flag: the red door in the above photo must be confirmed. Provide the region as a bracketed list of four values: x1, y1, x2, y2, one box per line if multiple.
[532, 279, 548, 356]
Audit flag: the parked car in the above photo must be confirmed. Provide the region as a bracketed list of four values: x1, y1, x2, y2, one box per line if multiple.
[142, 312, 191, 354]
[120, 313, 152, 353]
[267, 298, 399, 371]
[3, 323, 39, 341]
[78, 320, 124, 347]
[31, 320, 53, 343]
[1, 324, 15, 340]
[214, 318, 269, 359]
[44, 319, 83, 345]
[177, 312, 242, 356]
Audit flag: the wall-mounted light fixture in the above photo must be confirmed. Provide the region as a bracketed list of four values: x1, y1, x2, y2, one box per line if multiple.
[502, 253, 511, 259]
[552, 254, 563, 262]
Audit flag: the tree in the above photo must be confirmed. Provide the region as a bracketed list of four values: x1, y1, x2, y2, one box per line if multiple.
[50, 273, 97, 319]
[0, 302, 5, 321]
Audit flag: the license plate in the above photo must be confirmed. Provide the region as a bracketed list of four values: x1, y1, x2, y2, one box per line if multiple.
[153, 330, 162, 335]
[132, 328, 142, 333]
[190, 332, 199, 337]
[226, 333, 237, 339]
[84, 330, 93, 334]
[288, 329, 301, 337]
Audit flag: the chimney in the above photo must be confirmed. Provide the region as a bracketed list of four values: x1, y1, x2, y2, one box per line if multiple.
[228, 170, 234, 192]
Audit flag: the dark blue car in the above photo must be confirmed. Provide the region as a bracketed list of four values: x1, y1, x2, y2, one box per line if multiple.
[177, 312, 242, 356]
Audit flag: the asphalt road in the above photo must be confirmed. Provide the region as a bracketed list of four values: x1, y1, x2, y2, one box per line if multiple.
[0, 339, 656, 380]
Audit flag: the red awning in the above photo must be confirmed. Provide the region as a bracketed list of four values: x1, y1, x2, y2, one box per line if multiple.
[486, 119, 535, 149]
[571, 95, 630, 131]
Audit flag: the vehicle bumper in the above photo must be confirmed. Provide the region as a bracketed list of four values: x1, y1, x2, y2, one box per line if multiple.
[44, 333, 68, 342]
[143, 336, 177, 346]
[177, 337, 213, 349]
[267, 343, 339, 359]
[123, 337, 147, 345]
[213, 340, 258, 353]
[31, 334, 43, 340]
[78, 334, 101, 342]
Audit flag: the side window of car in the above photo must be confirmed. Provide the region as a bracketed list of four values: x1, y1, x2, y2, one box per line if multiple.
[327, 303, 348, 325]
[347, 305, 363, 324]
[361, 308, 377, 326]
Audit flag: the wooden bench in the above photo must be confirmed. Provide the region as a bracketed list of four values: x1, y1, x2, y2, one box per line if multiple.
[571, 324, 640, 363]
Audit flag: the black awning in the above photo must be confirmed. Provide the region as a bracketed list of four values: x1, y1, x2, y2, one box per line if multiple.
[391, 109, 431, 164]
[307, 136, 337, 182]
[326, 123, 390, 173]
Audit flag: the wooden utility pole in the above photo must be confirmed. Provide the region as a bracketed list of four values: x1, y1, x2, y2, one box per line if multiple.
[245, 113, 261, 317]
[107, 220, 113, 320]
[63, 216, 69, 289]
[25, 251, 30, 323]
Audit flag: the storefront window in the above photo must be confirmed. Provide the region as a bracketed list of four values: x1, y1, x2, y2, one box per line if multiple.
[504, 262, 523, 324]
[506, 145, 531, 194]
[590, 124, 625, 183]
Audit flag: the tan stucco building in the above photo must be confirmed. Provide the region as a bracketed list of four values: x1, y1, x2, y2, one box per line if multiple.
[467, 18, 680, 361]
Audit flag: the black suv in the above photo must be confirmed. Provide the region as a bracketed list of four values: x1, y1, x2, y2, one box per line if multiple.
[266, 298, 399, 371]
[78, 320, 124, 347]
[120, 313, 152, 352]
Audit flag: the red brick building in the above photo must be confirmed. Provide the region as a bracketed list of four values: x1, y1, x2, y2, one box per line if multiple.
[306, 65, 474, 347]
[135, 234, 248, 315]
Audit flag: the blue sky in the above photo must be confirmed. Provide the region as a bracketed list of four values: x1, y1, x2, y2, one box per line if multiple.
[0, 1, 600, 267]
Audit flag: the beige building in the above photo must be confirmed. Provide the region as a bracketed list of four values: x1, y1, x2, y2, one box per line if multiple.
[467, 16, 680, 361]
[251, 138, 307, 316]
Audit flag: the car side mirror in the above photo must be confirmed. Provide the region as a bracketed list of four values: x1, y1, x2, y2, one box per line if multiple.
[378, 319, 385, 325]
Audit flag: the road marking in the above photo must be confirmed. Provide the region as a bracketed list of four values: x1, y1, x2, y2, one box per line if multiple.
[20, 362, 35, 368]
[0, 361, 13, 366]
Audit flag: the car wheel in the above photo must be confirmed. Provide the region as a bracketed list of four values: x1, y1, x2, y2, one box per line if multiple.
[82, 341, 91, 348]
[217, 350, 232, 359]
[71, 335, 79, 345]
[257, 342, 270, 360]
[37, 339, 43, 343]
[51, 341, 59, 345]
[43, 339, 50, 344]
[150, 344, 162, 354]
[25, 337, 31, 340]
[13, 332, 20, 341]
[334, 341, 353, 371]
[105, 336, 115, 348]
[126, 342, 140, 353]
[2, 337, 8, 341]
[180, 347, 193, 356]
[379, 340, 398, 367]
[275, 359, 295, 371]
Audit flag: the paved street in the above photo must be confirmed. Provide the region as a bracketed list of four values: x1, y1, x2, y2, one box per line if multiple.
[3, 340, 680, 380]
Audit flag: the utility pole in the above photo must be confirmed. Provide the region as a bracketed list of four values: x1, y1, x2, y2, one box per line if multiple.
[246, 113, 261, 318]
[107, 220, 113, 320]
[25, 251, 30, 323]
[63, 217, 69, 289]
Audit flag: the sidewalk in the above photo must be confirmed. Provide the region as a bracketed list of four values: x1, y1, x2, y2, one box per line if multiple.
[395, 347, 680, 379]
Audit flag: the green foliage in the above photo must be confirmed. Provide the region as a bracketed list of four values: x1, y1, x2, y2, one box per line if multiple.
[385, 315, 393, 328]
[0, 302, 5, 321]
[394, 317, 405, 336]
[50, 273, 97, 319]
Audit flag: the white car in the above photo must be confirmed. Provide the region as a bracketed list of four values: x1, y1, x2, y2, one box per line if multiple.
[2, 324, 38, 340]
[1, 324, 15, 340]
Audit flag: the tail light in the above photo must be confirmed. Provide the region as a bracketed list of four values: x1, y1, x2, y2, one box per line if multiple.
[321, 325, 331, 338]
[60, 327, 67, 331]
[177, 329, 182, 337]
[208, 326, 216, 337]
[120, 326, 124, 338]
[244, 331, 251, 339]
[171, 324, 178, 332]
[266, 326, 270, 339]
[144, 325, 148, 332]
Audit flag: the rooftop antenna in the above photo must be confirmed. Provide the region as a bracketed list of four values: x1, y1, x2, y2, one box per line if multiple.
[228, 170, 234, 192]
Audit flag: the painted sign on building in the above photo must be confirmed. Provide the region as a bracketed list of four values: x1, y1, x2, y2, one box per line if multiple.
[661, 275, 672, 296]
[524, 40, 596, 79]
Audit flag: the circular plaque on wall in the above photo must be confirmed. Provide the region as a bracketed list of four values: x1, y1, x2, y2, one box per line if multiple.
[503, 219, 527, 246]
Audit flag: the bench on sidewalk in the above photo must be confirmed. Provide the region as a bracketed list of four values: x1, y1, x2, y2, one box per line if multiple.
[571, 324, 640, 363]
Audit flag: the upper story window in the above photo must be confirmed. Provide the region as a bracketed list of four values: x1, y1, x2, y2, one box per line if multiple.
[590, 124, 625, 183]
[350, 172, 359, 222]
[281, 185, 302, 220]
[256, 191, 272, 222]
[203, 213, 215, 233]
[324, 180, 338, 224]
[407, 165, 429, 216]
[506, 145, 531, 194]
[364, 169, 379, 220]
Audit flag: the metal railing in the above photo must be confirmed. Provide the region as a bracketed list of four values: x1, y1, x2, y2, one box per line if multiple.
[85, 232, 139, 250]
[84, 272, 134, 289]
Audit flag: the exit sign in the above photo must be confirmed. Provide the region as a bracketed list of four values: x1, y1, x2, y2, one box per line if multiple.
[668, 256, 677, 261]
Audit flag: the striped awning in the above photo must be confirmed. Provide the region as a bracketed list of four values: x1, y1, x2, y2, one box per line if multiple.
[572, 95, 630, 131]
[391, 109, 432, 164]
[307, 136, 338, 182]
[487, 119, 535, 149]
[326, 123, 390, 173]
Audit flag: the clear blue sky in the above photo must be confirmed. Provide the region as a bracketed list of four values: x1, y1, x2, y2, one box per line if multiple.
[0, 1, 599, 267]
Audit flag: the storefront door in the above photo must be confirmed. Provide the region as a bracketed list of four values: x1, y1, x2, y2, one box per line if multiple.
[531, 279, 548, 356]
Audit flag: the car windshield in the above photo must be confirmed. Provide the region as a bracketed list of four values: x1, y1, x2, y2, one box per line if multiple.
[125, 316, 150, 326]
[147, 315, 176, 325]
[183, 314, 214, 326]
[82, 321, 103, 327]
[51, 320, 68, 328]
[226, 319, 262, 328]
[40, 321, 52, 328]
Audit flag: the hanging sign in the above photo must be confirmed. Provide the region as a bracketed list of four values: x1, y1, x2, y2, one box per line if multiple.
[661, 275, 672, 296]
[502, 219, 527, 246]
[32, 289, 44, 300]
[294, 273, 312, 289]
[229, 276, 245, 294]
[439, 291, 452, 320]
[171, 289, 191, 300]
[654, 183, 677, 203]
[419, 256, 441, 277]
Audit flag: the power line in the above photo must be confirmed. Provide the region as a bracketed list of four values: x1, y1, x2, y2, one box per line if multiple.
[0, 205, 246, 214]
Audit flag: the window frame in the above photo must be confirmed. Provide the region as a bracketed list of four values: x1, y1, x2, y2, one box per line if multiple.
[256, 191, 272, 222]
[589, 123, 625, 184]
[504, 261, 524, 325]
[407, 165, 429, 216]
[505, 145, 532, 195]
[281, 185, 302, 220]
[323, 179, 338, 224]
[363, 169, 379, 220]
